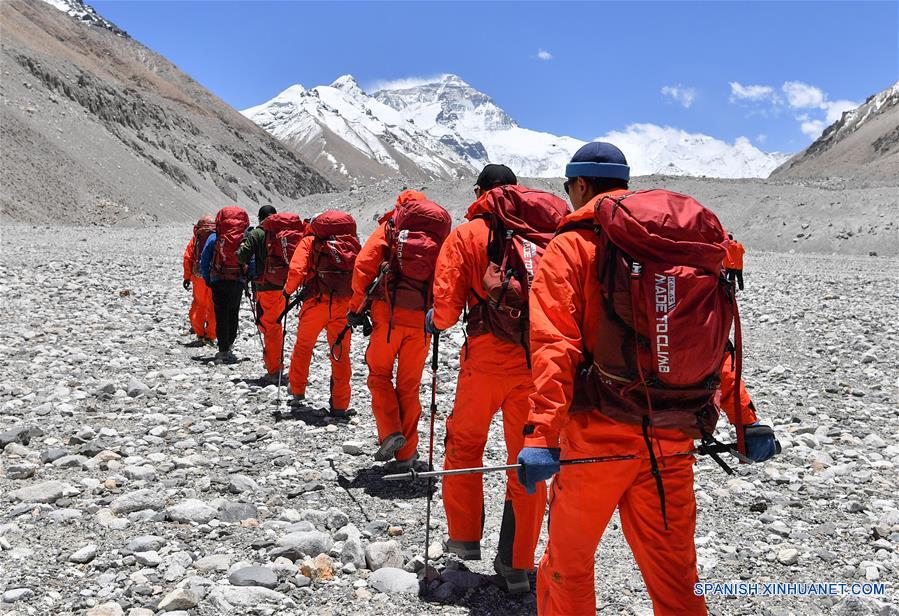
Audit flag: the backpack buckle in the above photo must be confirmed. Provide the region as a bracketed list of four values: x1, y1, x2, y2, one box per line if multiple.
[630, 261, 643, 278]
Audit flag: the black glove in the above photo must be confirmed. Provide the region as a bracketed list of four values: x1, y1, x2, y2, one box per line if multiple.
[346, 311, 367, 328]
[362, 318, 373, 337]
[182, 279, 191, 291]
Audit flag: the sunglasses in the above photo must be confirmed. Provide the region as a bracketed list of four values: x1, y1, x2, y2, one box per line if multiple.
[563, 179, 572, 194]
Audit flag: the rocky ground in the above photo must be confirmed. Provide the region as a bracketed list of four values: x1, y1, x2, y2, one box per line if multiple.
[1, 226, 897, 616]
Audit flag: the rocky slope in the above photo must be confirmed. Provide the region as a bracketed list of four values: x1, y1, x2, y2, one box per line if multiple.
[772, 82, 899, 185]
[0, 227, 897, 615]
[0, 0, 331, 226]
[288, 175, 899, 256]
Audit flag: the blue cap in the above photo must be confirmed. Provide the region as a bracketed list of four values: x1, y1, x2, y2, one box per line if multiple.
[565, 142, 630, 181]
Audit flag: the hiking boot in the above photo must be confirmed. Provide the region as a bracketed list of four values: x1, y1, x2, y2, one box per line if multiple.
[221, 351, 238, 365]
[388, 452, 419, 473]
[213, 350, 228, 363]
[289, 392, 305, 406]
[445, 539, 482, 561]
[185, 337, 206, 348]
[261, 371, 285, 385]
[203, 337, 217, 347]
[328, 407, 356, 421]
[493, 554, 530, 594]
[374, 432, 406, 461]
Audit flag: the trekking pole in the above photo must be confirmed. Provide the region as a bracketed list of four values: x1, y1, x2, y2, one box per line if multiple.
[329, 263, 386, 361]
[245, 281, 265, 353]
[422, 332, 440, 591]
[383, 442, 750, 482]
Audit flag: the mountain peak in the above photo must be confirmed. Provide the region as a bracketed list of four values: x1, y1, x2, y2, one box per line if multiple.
[40, 0, 128, 36]
[330, 74, 365, 97]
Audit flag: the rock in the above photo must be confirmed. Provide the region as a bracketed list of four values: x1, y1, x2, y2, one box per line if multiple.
[5, 464, 36, 479]
[194, 553, 232, 572]
[86, 602, 124, 616]
[126, 378, 150, 398]
[127, 610, 153, 616]
[365, 540, 404, 571]
[111, 489, 164, 514]
[228, 474, 259, 494]
[9, 480, 75, 503]
[229, 565, 279, 589]
[157, 588, 198, 611]
[40, 447, 69, 464]
[865, 566, 880, 581]
[0, 425, 36, 449]
[125, 535, 166, 553]
[134, 551, 162, 567]
[342, 441, 364, 455]
[427, 542, 444, 560]
[326, 507, 349, 530]
[777, 548, 800, 565]
[368, 567, 419, 594]
[206, 586, 293, 611]
[341, 536, 366, 569]
[2, 588, 35, 603]
[300, 553, 335, 581]
[218, 501, 258, 523]
[167, 499, 217, 524]
[69, 544, 98, 563]
[274, 531, 333, 559]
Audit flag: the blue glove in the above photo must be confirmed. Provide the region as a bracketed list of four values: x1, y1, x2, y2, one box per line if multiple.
[425, 308, 441, 335]
[744, 423, 780, 462]
[517, 447, 560, 494]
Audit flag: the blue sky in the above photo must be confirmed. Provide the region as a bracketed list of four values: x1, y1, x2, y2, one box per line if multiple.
[92, 1, 898, 153]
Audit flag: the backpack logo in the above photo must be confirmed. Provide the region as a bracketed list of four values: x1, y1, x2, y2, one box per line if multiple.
[521, 239, 538, 287]
[654, 273, 676, 374]
[327, 239, 342, 263]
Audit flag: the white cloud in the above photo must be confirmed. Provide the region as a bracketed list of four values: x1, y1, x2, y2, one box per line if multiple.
[367, 74, 449, 92]
[595, 123, 790, 178]
[729, 81, 776, 102]
[782, 81, 826, 109]
[756, 133, 768, 144]
[536, 49, 553, 61]
[661, 84, 697, 108]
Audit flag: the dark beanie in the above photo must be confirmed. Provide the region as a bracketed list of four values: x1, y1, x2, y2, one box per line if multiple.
[258, 205, 277, 221]
[475, 164, 517, 190]
[565, 142, 630, 181]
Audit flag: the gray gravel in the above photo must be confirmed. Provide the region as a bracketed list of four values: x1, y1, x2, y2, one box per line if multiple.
[1, 226, 897, 615]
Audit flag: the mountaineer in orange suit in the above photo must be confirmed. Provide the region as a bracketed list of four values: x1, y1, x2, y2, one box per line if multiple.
[426, 164, 567, 593]
[182, 216, 216, 346]
[347, 190, 451, 472]
[283, 211, 360, 419]
[724, 233, 746, 290]
[517, 142, 780, 615]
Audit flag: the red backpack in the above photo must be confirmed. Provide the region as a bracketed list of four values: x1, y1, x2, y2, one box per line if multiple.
[307, 211, 360, 298]
[191, 216, 215, 277]
[212, 206, 250, 280]
[377, 199, 452, 313]
[259, 212, 306, 288]
[568, 190, 743, 451]
[467, 185, 569, 357]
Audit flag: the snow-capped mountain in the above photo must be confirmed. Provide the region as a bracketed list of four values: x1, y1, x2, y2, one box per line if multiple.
[41, 0, 127, 36]
[772, 81, 899, 183]
[242, 76, 474, 185]
[246, 73, 790, 184]
[373, 74, 584, 178]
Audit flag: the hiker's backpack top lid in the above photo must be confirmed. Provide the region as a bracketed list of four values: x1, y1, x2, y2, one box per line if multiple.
[309, 211, 357, 238]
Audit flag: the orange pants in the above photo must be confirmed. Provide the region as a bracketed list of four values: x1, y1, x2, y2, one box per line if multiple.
[189, 276, 216, 339]
[365, 319, 430, 461]
[256, 289, 286, 375]
[537, 454, 705, 616]
[443, 367, 545, 569]
[288, 297, 352, 409]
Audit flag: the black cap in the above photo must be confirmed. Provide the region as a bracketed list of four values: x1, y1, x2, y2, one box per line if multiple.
[258, 205, 277, 221]
[475, 164, 517, 190]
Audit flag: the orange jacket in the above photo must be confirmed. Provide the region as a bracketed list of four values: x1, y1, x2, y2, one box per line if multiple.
[349, 222, 423, 328]
[724, 241, 745, 270]
[183, 239, 197, 281]
[284, 235, 315, 297]
[524, 192, 757, 456]
[432, 192, 531, 375]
